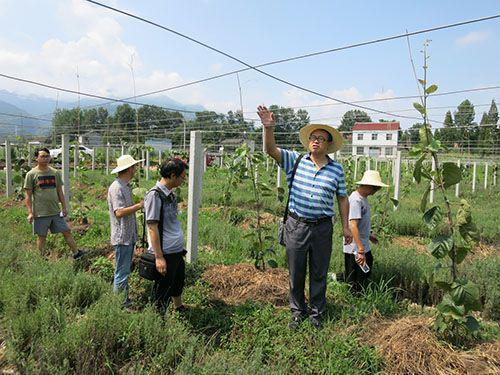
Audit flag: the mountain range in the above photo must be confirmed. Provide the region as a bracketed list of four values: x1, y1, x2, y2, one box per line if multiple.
[0, 90, 205, 137]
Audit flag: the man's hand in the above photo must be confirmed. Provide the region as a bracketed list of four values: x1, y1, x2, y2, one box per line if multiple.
[257, 105, 275, 128]
[62, 208, 68, 217]
[138, 200, 144, 209]
[27, 213, 34, 224]
[343, 226, 353, 245]
[356, 251, 366, 265]
[155, 255, 167, 275]
[369, 233, 379, 244]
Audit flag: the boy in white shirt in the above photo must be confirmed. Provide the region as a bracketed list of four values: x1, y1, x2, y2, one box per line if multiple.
[343, 170, 388, 293]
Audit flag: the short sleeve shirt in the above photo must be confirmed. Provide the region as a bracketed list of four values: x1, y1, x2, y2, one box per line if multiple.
[280, 149, 347, 219]
[23, 166, 63, 217]
[144, 182, 184, 255]
[343, 191, 371, 254]
[107, 178, 138, 246]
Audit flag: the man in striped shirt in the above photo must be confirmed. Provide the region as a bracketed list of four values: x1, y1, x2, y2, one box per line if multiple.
[258, 105, 352, 329]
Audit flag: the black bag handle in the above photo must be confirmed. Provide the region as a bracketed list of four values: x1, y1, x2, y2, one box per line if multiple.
[282, 153, 304, 224]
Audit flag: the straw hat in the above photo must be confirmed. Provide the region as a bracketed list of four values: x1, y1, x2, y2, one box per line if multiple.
[299, 124, 343, 153]
[356, 170, 389, 187]
[111, 155, 144, 174]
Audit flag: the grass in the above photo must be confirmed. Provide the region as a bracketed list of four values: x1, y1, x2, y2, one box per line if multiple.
[0, 163, 498, 373]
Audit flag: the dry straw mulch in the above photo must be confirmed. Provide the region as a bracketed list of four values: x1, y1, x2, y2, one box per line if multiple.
[363, 316, 500, 375]
[202, 263, 289, 306]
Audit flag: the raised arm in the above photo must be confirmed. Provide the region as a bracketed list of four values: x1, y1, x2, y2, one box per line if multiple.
[257, 105, 281, 164]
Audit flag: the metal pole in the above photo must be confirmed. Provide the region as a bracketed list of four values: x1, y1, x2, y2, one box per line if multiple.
[5, 140, 12, 197]
[472, 162, 477, 193]
[106, 142, 110, 175]
[484, 162, 488, 189]
[393, 151, 401, 210]
[455, 159, 460, 198]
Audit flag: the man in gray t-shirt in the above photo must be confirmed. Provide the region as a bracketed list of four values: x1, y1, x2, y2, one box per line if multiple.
[343, 170, 388, 293]
[144, 157, 188, 315]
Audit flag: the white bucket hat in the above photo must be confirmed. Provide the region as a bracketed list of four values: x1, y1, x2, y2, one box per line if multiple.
[356, 170, 389, 188]
[111, 155, 144, 174]
[299, 124, 344, 153]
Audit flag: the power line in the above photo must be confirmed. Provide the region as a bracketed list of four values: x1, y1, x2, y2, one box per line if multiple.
[80, 2, 500, 111]
[84, 0, 437, 122]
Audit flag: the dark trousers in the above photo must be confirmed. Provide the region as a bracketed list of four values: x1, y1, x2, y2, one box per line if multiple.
[153, 251, 185, 313]
[344, 251, 374, 294]
[285, 215, 333, 319]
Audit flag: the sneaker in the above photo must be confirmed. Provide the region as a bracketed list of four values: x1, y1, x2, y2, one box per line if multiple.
[309, 316, 323, 330]
[72, 249, 85, 260]
[288, 315, 305, 330]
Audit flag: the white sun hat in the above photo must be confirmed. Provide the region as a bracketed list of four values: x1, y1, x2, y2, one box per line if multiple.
[356, 170, 389, 187]
[111, 155, 144, 174]
[299, 123, 344, 153]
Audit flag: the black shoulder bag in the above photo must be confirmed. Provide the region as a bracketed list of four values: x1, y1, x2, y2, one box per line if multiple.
[278, 154, 304, 246]
[138, 188, 173, 281]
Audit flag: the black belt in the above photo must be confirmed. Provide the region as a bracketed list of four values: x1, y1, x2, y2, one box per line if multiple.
[288, 211, 332, 225]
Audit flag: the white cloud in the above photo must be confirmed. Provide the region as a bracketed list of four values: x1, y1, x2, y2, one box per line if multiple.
[456, 31, 491, 47]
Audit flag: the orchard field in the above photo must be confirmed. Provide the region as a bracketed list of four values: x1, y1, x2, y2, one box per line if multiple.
[0, 147, 499, 374]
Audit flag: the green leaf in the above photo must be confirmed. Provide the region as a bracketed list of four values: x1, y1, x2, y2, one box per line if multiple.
[419, 126, 433, 147]
[462, 281, 482, 312]
[451, 284, 466, 305]
[418, 79, 426, 86]
[428, 235, 453, 259]
[413, 102, 426, 115]
[413, 154, 426, 183]
[267, 259, 278, 268]
[442, 162, 462, 188]
[13, 175, 22, 184]
[420, 184, 431, 213]
[427, 139, 442, 152]
[465, 315, 480, 332]
[455, 246, 469, 264]
[423, 206, 442, 229]
[435, 281, 452, 291]
[437, 294, 465, 320]
[425, 84, 438, 94]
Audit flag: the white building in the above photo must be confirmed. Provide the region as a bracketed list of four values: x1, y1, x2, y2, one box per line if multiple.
[351, 122, 400, 158]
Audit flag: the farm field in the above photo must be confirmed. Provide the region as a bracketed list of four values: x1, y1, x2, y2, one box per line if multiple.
[0, 156, 499, 374]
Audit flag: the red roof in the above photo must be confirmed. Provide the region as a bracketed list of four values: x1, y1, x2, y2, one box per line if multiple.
[352, 122, 400, 131]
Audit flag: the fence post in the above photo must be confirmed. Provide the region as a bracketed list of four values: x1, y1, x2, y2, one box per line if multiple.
[27, 142, 32, 168]
[61, 135, 70, 213]
[186, 131, 203, 263]
[91, 148, 95, 171]
[5, 140, 12, 197]
[365, 158, 370, 172]
[121, 144, 125, 156]
[484, 162, 488, 189]
[73, 141, 78, 178]
[455, 159, 460, 198]
[393, 151, 401, 210]
[145, 150, 150, 181]
[354, 157, 358, 180]
[430, 158, 436, 204]
[105, 143, 110, 175]
[472, 162, 477, 193]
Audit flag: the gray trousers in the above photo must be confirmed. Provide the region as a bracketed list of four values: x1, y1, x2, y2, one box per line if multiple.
[285, 214, 333, 319]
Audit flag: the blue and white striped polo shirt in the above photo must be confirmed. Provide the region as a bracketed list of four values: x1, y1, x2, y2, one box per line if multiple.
[280, 149, 347, 219]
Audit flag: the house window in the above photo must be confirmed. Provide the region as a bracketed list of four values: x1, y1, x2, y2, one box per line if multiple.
[369, 147, 380, 157]
[356, 147, 364, 155]
[385, 147, 394, 156]
[371, 133, 377, 140]
[357, 133, 363, 140]
[386, 133, 393, 141]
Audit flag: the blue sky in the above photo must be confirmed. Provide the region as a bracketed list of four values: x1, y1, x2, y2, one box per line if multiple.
[0, 0, 498, 129]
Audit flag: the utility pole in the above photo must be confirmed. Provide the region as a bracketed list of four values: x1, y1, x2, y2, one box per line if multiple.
[128, 54, 139, 144]
[76, 66, 81, 137]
